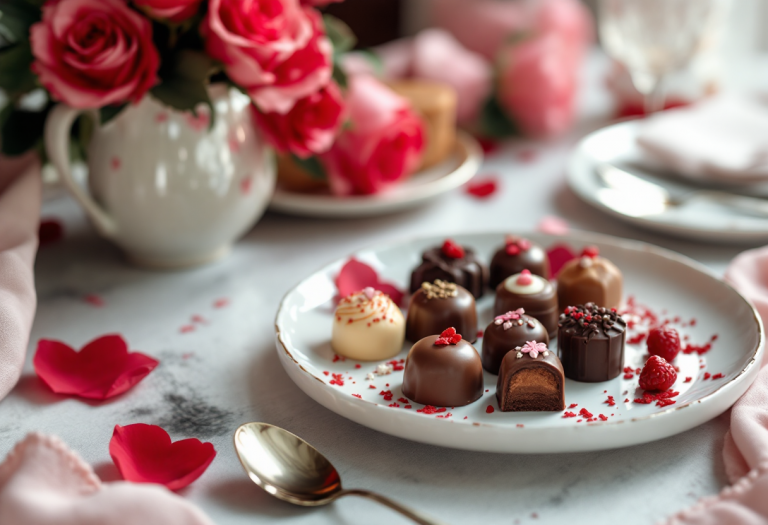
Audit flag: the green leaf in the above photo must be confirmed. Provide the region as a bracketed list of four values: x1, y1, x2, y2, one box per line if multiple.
[0, 42, 37, 98]
[0, 103, 49, 156]
[323, 14, 356, 56]
[150, 50, 214, 126]
[291, 154, 327, 180]
[100, 104, 128, 124]
[331, 62, 348, 89]
[479, 95, 517, 138]
[0, 0, 41, 43]
[358, 49, 383, 76]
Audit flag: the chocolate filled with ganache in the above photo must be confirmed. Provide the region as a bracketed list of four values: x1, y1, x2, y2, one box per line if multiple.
[409, 239, 487, 299]
[496, 341, 565, 412]
[406, 280, 478, 343]
[557, 247, 623, 312]
[489, 235, 549, 289]
[557, 303, 627, 382]
[482, 309, 549, 375]
[494, 270, 558, 339]
[402, 328, 484, 407]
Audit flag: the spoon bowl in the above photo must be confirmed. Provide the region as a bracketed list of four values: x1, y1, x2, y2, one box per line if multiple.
[233, 422, 446, 524]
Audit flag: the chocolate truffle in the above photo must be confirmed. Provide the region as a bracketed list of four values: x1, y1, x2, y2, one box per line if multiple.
[494, 270, 558, 338]
[496, 341, 565, 412]
[410, 239, 487, 299]
[557, 248, 623, 311]
[406, 280, 478, 343]
[490, 235, 550, 289]
[331, 287, 405, 361]
[481, 309, 549, 374]
[402, 328, 484, 407]
[557, 303, 627, 382]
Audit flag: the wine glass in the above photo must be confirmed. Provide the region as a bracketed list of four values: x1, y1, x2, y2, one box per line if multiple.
[598, 0, 731, 114]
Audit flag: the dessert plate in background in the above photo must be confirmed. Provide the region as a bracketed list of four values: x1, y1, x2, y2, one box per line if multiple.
[268, 132, 482, 218]
[567, 120, 768, 244]
[274, 231, 763, 453]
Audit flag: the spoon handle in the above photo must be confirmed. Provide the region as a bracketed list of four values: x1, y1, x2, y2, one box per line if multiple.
[338, 489, 449, 525]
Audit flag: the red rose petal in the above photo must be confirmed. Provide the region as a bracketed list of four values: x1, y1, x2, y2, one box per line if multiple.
[38, 218, 64, 246]
[477, 137, 499, 154]
[109, 424, 216, 491]
[465, 177, 498, 199]
[537, 216, 569, 236]
[33, 335, 159, 400]
[335, 258, 404, 306]
[547, 243, 577, 278]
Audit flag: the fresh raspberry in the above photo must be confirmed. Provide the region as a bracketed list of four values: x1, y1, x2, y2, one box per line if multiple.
[647, 326, 681, 362]
[441, 239, 465, 259]
[581, 245, 599, 258]
[638, 355, 677, 391]
[435, 327, 462, 345]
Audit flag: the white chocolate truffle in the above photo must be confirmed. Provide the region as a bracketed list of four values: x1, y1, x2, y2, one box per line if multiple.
[331, 287, 405, 361]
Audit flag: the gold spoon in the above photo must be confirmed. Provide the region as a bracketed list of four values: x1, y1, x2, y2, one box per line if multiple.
[233, 422, 448, 525]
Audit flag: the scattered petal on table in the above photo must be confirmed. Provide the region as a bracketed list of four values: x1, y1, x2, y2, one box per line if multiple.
[109, 424, 216, 491]
[547, 243, 577, 278]
[537, 215, 570, 236]
[477, 137, 499, 155]
[335, 258, 404, 306]
[465, 177, 499, 199]
[38, 218, 64, 246]
[33, 335, 159, 400]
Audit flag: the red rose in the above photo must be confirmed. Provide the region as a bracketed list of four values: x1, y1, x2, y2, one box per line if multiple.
[254, 82, 345, 158]
[321, 75, 425, 196]
[132, 0, 203, 23]
[30, 0, 160, 109]
[204, 0, 331, 113]
[300, 0, 342, 5]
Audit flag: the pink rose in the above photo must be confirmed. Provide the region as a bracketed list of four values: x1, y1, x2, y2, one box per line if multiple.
[411, 29, 491, 123]
[300, 0, 342, 5]
[132, 0, 202, 23]
[321, 75, 425, 196]
[496, 34, 578, 138]
[248, 9, 333, 114]
[253, 82, 345, 158]
[204, 0, 331, 114]
[30, 0, 159, 109]
[535, 0, 593, 61]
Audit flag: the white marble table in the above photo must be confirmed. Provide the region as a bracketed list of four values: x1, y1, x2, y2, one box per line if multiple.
[0, 58, 761, 525]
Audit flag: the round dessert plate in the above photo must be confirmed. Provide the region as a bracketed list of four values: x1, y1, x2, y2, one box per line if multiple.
[268, 131, 482, 218]
[275, 231, 764, 453]
[567, 120, 768, 244]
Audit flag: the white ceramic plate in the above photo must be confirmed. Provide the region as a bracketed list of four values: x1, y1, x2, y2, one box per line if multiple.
[567, 120, 768, 244]
[275, 231, 764, 453]
[268, 132, 482, 218]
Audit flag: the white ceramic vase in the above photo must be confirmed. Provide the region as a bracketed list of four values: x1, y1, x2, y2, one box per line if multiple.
[45, 85, 275, 269]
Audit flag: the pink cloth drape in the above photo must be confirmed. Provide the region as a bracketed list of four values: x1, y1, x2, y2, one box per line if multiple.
[0, 152, 40, 401]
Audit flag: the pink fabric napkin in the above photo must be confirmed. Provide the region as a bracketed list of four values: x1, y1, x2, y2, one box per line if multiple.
[0, 152, 41, 402]
[660, 248, 768, 524]
[0, 433, 214, 525]
[637, 96, 768, 184]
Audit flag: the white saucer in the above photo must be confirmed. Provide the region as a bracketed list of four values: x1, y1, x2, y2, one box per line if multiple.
[269, 132, 482, 218]
[568, 120, 768, 244]
[274, 231, 764, 453]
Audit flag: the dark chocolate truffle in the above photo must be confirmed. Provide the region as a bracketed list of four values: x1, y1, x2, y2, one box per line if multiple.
[490, 235, 549, 289]
[481, 309, 549, 374]
[406, 280, 478, 343]
[557, 250, 623, 312]
[557, 303, 627, 382]
[496, 341, 565, 412]
[494, 270, 558, 338]
[409, 239, 487, 299]
[402, 328, 484, 407]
